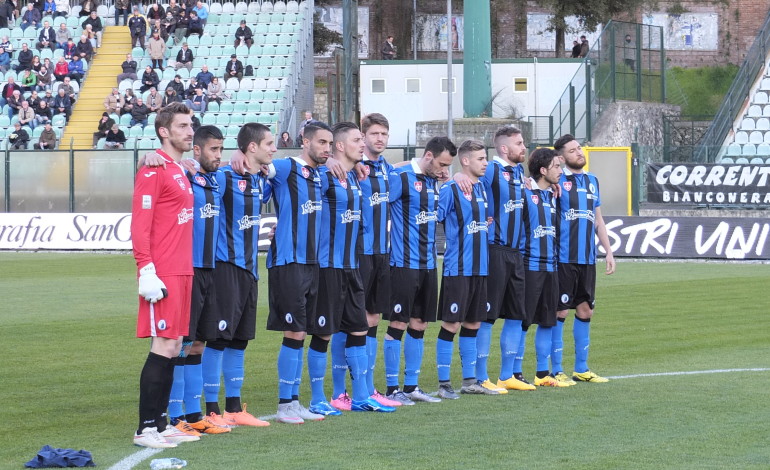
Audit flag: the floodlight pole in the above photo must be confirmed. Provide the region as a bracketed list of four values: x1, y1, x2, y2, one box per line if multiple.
[342, 0, 358, 122]
[446, 0, 453, 140]
[413, 0, 417, 60]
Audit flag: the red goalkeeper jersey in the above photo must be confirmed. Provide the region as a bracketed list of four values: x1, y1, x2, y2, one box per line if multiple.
[131, 150, 194, 276]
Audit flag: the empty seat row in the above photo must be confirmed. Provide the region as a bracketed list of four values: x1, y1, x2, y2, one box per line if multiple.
[734, 130, 770, 144]
[209, 1, 302, 15]
[719, 156, 770, 164]
[725, 143, 770, 157]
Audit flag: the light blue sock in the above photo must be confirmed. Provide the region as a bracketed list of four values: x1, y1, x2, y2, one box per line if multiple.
[366, 334, 377, 395]
[475, 321, 493, 382]
[331, 332, 347, 398]
[167, 360, 185, 419]
[183, 354, 203, 416]
[574, 316, 591, 373]
[499, 319, 522, 380]
[513, 328, 527, 375]
[459, 329, 478, 381]
[551, 318, 565, 373]
[535, 326, 553, 373]
[383, 336, 401, 389]
[403, 329, 424, 387]
[201, 346, 223, 403]
[277, 344, 298, 401]
[307, 345, 328, 405]
[436, 328, 455, 383]
[222, 347, 245, 399]
[346, 345, 368, 402]
[292, 346, 303, 398]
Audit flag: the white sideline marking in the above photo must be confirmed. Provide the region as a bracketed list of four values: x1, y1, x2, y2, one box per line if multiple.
[107, 447, 163, 470]
[109, 367, 770, 469]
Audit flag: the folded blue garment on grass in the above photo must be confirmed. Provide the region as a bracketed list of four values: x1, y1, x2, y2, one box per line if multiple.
[25, 445, 95, 468]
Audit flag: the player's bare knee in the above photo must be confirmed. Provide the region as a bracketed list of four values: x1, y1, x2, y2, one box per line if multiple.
[461, 321, 480, 330]
[575, 303, 593, 320]
[557, 309, 569, 320]
[190, 341, 205, 355]
[366, 312, 380, 327]
[284, 330, 306, 341]
[409, 318, 428, 331]
[441, 321, 460, 334]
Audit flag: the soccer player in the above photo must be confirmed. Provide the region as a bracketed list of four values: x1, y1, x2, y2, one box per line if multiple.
[131, 102, 198, 448]
[309, 122, 395, 414]
[383, 136, 457, 404]
[551, 134, 616, 384]
[435, 139, 498, 398]
[200, 122, 274, 427]
[521, 148, 570, 388]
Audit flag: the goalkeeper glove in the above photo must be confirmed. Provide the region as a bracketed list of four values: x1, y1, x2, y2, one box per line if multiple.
[138, 262, 168, 303]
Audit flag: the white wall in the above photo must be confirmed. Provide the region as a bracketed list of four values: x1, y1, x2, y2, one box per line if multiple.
[359, 59, 582, 146]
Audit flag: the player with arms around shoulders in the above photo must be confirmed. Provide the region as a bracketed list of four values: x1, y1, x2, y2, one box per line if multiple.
[131, 102, 199, 448]
[434, 139, 499, 398]
[382, 136, 457, 404]
[551, 134, 616, 384]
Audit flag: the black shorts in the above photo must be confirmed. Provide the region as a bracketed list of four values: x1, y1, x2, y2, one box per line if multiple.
[383, 267, 438, 323]
[185, 267, 219, 342]
[486, 244, 525, 322]
[359, 253, 391, 314]
[557, 263, 596, 310]
[266, 263, 319, 332]
[310, 268, 368, 336]
[212, 261, 258, 341]
[437, 275, 488, 324]
[524, 270, 558, 328]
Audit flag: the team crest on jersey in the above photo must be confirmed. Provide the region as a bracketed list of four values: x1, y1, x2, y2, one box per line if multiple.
[363, 165, 371, 176]
[218, 320, 227, 331]
[237, 180, 247, 192]
[195, 175, 206, 186]
[562, 181, 572, 192]
[301, 166, 310, 179]
[413, 181, 423, 192]
[174, 174, 186, 191]
[503, 171, 510, 181]
[589, 183, 596, 194]
[157, 320, 167, 331]
[531, 194, 539, 205]
[339, 178, 348, 189]
[463, 191, 472, 201]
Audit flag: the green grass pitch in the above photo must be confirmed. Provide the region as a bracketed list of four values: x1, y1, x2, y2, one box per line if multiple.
[2, 253, 768, 469]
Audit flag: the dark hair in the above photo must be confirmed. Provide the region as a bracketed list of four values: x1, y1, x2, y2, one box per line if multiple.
[494, 125, 521, 142]
[303, 121, 332, 141]
[154, 102, 191, 140]
[528, 148, 558, 181]
[331, 121, 359, 143]
[361, 112, 389, 133]
[553, 133, 576, 153]
[237, 122, 271, 152]
[457, 139, 486, 159]
[193, 125, 223, 149]
[424, 136, 457, 158]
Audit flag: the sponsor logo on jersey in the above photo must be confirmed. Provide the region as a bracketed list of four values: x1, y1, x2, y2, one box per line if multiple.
[503, 199, 522, 213]
[144, 171, 156, 177]
[531, 194, 539, 205]
[413, 181, 423, 192]
[177, 207, 194, 224]
[589, 183, 596, 194]
[466, 220, 489, 234]
[533, 225, 556, 238]
[563, 181, 572, 191]
[565, 208, 595, 222]
[415, 210, 437, 225]
[301, 200, 322, 215]
[195, 175, 206, 186]
[199, 203, 219, 219]
[369, 192, 388, 206]
[341, 209, 361, 224]
[237, 215, 261, 230]
[238, 180, 247, 192]
[142, 195, 152, 209]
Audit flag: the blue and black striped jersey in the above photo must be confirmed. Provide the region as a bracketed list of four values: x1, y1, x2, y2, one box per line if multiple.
[521, 187, 559, 272]
[358, 155, 393, 255]
[557, 169, 602, 265]
[482, 157, 524, 250]
[388, 160, 439, 270]
[214, 166, 269, 280]
[437, 181, 489, 276]
[190, 170, 221, 269]
[318, 168, 363, 269]
[266, 157, 323, 268]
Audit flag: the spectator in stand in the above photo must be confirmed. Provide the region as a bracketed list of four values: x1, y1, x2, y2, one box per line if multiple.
[83, 23, 97, 48]
[206, 76, 223, 104]
[53, 87, 72, 120]
[34, 99, 52, 126]
[42, 0, 56, 17]
[82, 11, 103, 48]
[92, 112, 114, 146]
[128, 8, 147, 48]
[146, 86, 162, 112]
[34, 122, 57, 149]
[79, 0, 97, 17]
[58, 76, 77, 104]
[0, 36, 13, 58]
[234, 20, 252, 48]
[0, 47, 9, 72]
[150, 19, 168, 43]
[161, 86, 179, 107]
[36, 65, 52, 91]
[56, 23, 71, 49]
[166, 0, 181, 17]
[104, 87, 124, 114]
[186, 10, 203, 37]
[173, 10, 188, 44]
[123, 88, 136, 115]
[20, 68, 37, 91]
[0, 0, 13, 28]
[53, 55, 69, 81]
[183, 86, 206, 114]
[67, 56, 84, 84]
[129, 97, 150, 127]
[75, 34, 93, 61]
[104, 123, 127, 148]
[6, 89, 22, 118]
[192, 0, 207, 25]
[28, 90, 40, 109]
[140, 65, 159, 93]
[579, 35, 589, 58]
[174, 41, 193, 71]
[62, 37, 77, 60]
[54, 0, 68, 18]
[9, 122, 30, 149]
[224, 54, 242, 80]
[277, 131, 293, 148]
[15, 43, 33, 72]
[167, 74, 184, 96]
[114, 0, 129, 26]
[118, 53, 138, 84]
[41, 89, 55, 107]
[195, 64, 212, 87]
[0, 77, 22, 107]
[20, 2, 41, 31]
[29, 55, 41, 72]
[147, 30, 165, 71]
[183, 76, 199, 99]
[570, 40, 581, 58]
[146, 2, 164, 21]
[161, 12, 176, 43]
[37, 21, 56, 50]
[18, 100, 35, 129]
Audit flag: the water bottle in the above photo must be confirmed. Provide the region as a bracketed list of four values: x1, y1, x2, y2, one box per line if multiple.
[149, 458, 187, 469]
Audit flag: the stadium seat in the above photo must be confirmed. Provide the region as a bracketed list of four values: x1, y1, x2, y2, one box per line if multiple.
[757, 144, 770, 156]
[129, 126, 143, 137]
[260, 1, 273, 12]
[742, 144, 756, 156]
[735, 131, 748, 144]
[256, 67, 269, 78]
[120, 114, 132, 126]
[51, 114, 66, 127]
[224, 137, 238, 148]
[233, 102, 248, 113]
[235, 45, 249, 57]
[741, 118, 755, 131]
[763, 78, 770, 91]
[199, 35, 213, 46]
[10, 27, 23, 38]
[244, 112, 258, 122]
[215, 114, 229, 125]
[235, 2, 248, 13]
[226, 78, 240, 90]
[222, 2, 235, 13]
[226, 126, 239, 136]
[758, 118, 770, 130]
[187, 35, 200, 46]
[229, 113, 244, 125]
[0, 116, 9, 127]
[207, 101, 219, 112]
[735, 157, 749, 163]
[139, 138, 156, 149]
[234, 89, 249, 101]
[751, 157, 766, 164]
[248, 1, 260, 13]
[725, 144, 741, 156]
[209, 2, 223, 14]
[239, 78, 253, 91]
[201, 114, 216, 125]
[267, 23, 281, 33]
[748, 105, 762, 117]
[286, 1, 300, 13]
[250, 90, 264, 100]
[754, 92, 768, 104]
[719, 156, 734, 164]
[750, 130, 764, 143]
[273, 1, 287, 13]
[97, 137, 106, 149]
[219, 102, 234, 113]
